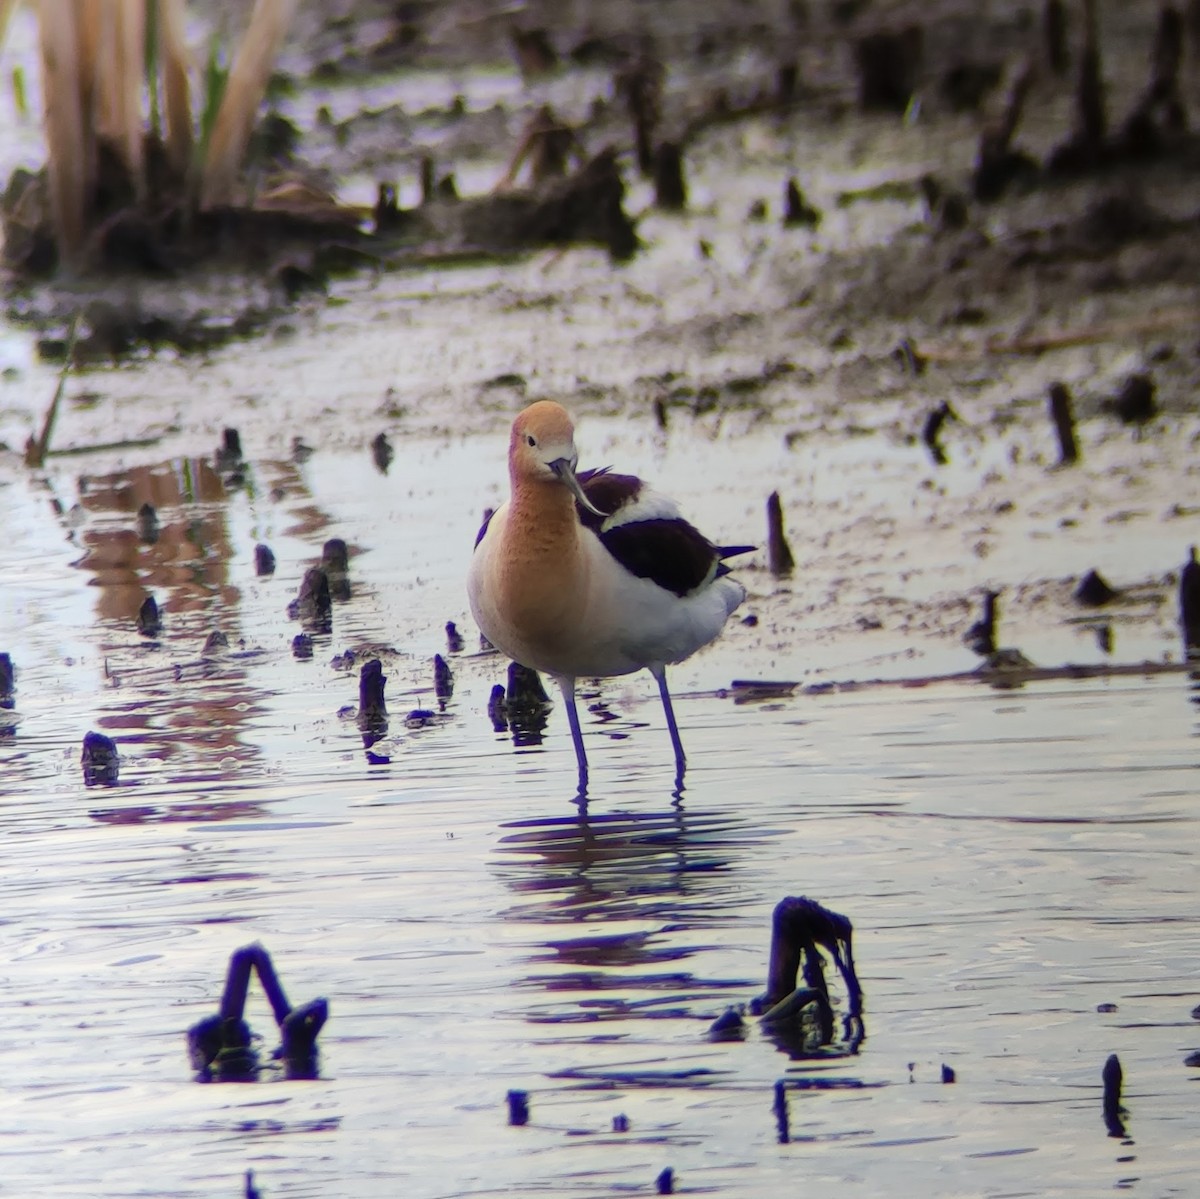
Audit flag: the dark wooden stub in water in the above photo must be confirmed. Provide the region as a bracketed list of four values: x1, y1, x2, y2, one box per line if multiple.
[358, 658, 388, 749]
[506, 1089, 530, 1126]
[922, 402, 956, 465]
[1047, 382, 1080, 465]
[288, 566, 332, 633]
[767, 491, 795, 577]
[187, 943, 328, 1082]
[965, 589, 999, 657]
[746, 896, 865, 1055]
[81, 730, 119, 786]
[1102, 1052, 1126, 1138]
[1179, 546, 1200, 659]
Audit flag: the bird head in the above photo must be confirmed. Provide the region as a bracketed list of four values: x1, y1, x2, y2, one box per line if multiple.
[510, 401, 604, 515]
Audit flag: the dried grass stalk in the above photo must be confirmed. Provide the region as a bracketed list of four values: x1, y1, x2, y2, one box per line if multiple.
[75, 0, 102, 128]
[0, 0, 20, 51]
[37, 0, 90, 264]
[199, 0, 297, 209]
[29, 0, 296, 265]
[93, 0, 146, 199]
[157, 0, 193, 173]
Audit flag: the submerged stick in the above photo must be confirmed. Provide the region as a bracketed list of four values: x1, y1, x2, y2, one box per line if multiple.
[25, 317, 79, 467]
[321, 537, 350, 602]
[919, 307, 1200, 361]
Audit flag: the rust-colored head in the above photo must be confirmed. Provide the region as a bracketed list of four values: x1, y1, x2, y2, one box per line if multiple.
[508, 401, 602, 513]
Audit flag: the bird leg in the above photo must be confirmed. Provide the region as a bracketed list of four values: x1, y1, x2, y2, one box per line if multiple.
[554, 674, 589, 796]
[651, 666, 687, 790]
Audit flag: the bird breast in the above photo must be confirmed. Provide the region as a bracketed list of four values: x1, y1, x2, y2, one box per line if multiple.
[469, 500, 591, 670]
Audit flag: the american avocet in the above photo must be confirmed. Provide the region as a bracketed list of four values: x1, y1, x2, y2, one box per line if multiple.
[468, 400, 750, 793]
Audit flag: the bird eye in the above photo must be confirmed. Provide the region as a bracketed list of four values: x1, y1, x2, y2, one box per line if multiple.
[526, 434, 537, 447]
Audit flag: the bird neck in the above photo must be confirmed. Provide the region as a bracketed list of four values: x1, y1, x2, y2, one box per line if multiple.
[507, 475, 580, 555]
[495, 476, 588, 646]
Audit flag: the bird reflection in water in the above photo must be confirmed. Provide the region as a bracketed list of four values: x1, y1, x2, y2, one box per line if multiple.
[494, 800, 760, 1020]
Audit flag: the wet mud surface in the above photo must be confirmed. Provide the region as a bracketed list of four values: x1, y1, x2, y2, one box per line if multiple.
[0, 0, 1199, 1195]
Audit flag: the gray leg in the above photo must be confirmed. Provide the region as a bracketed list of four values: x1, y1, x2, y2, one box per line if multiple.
[554, 675, 588, 796]
[651, 665, 687, 789]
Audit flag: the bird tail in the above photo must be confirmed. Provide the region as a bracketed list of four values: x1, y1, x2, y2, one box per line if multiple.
[715, 544, 756, 577]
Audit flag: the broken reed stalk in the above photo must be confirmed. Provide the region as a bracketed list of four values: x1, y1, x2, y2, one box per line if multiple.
[995, 58, 1035, 152]
[199, 0, 299, 209]
[37, 0, 90, 266]
[1102, 1053, 1125, 1137]
[653, 141, 687, 211]
[26, 315, 80, 467]
[158, 0, 194, 174]
[766, 492, 795, 576]
[1180, 546, 1200, 658]
[1149, 6, 1184, 105]
[1043, 0, 1069, 74]
[973, 57, 1034, 200]
[145, 0, 159, 135]
[1078, 0, 1106, 146]
[94, 2, 147, 203]
[1047, 381, 1079, 464]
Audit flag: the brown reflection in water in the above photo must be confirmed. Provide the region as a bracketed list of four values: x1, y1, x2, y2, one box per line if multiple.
[89, 798, 272, 825]
[69, 456, 326, 780]
[78, 458, 237, 622]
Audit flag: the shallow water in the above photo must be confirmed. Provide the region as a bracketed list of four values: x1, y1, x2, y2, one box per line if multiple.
[0, 420, 1197, 1198]
[2, 3, 1200, 1194]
